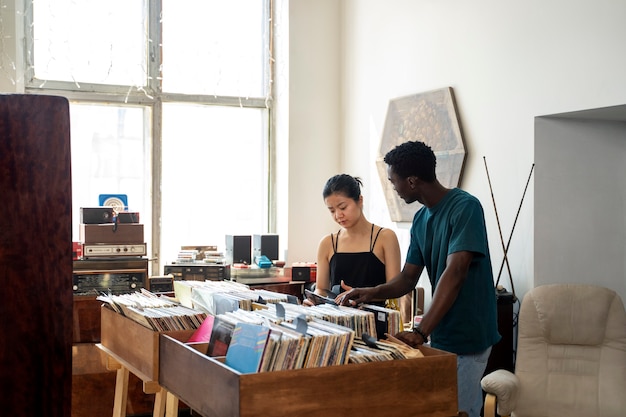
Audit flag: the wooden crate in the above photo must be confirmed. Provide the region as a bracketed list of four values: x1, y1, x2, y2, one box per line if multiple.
[100, 306, 195, 381]
[159, 334, 459, 417]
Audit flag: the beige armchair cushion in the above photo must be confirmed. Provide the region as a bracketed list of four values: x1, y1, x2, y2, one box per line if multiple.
[480, 369, 519, 416]
[482, 284, 626, 417]
[530, 283, 615, 345]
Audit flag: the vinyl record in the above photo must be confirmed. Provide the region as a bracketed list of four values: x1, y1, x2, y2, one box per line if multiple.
[98, 194, 128, 212]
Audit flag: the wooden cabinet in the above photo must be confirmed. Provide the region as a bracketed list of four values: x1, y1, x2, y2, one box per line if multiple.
[0, 95, 73, 417]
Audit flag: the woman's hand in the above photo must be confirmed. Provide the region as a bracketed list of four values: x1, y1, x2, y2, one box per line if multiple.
[340, 280, 353, 293]
[334, 280, 355, 305]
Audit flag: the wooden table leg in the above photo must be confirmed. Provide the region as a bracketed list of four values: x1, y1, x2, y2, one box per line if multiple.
[164, 391, 179, 417]
[153, 387, 167, 417]
[112, 366, 129, 417]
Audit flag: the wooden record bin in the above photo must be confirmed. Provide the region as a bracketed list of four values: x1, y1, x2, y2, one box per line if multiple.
[158, 335, 460, 417]
[100, 306, 196, 382]
[100, 305, 460, 417]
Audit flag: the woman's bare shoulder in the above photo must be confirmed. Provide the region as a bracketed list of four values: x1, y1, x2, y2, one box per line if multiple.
[376, 227, 400, 253]
[378, 226, 399, 241]
[317, 232, 337, 248]
[317, 232, 338, 262]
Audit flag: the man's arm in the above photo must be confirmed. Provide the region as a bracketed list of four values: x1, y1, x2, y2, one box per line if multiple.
[405, 250, 473, 345]
[337, 262, 423, 305]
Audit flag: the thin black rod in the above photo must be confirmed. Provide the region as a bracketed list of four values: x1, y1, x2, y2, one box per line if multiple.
[483, 156, 514, 289]
[495, 163, 535, 297]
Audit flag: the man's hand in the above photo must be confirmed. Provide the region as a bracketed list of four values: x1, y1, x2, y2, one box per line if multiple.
[336, 281, 374, 306]
[392, 330, 426, 348]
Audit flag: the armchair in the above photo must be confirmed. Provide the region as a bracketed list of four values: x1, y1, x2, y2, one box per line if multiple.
[481, 283, 626, 417]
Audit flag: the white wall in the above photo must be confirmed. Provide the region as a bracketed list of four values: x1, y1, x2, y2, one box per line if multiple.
[0, 0, 24, 93]
[535, 116, 626, 301]
[281, 0, 343, 264]
[284, 0, 626, 304]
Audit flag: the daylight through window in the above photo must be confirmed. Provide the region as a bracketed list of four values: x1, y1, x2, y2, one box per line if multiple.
[26, 0, 274, 273]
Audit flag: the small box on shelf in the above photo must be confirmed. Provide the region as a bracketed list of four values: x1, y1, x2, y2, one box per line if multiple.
[290, 262, 317, 282]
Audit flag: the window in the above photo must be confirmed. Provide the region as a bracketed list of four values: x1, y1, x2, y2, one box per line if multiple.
[26, 0, 274, 273]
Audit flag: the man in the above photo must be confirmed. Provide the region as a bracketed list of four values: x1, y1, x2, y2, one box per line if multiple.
[338, 140, 500, 417]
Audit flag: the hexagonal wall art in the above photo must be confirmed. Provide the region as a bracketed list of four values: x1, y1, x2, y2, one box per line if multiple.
[377, 87, 467, 222]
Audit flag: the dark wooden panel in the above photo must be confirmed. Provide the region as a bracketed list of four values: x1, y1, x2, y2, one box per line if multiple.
[249, 281, 304, 301]
[73, 297, 104, 343]
[0, 95, 73, 417]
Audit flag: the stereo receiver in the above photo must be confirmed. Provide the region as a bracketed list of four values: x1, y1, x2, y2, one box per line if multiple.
[73, 258, 148, 296]
[82, 243, 147, 258]
[164, 263, 230, 281]
[73, 270, 146, 296]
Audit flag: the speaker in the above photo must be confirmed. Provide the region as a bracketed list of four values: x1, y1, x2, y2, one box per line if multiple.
[225, 235, 252, 265]
[253, 234, 279, 261]
[117, 212, 140, 223]
[80, 207, 114, 224]
[292, 265, 311, 282]
[485, 292, 516, 375]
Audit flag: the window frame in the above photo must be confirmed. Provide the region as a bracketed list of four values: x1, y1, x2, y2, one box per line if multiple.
[22, 0, 276, 274]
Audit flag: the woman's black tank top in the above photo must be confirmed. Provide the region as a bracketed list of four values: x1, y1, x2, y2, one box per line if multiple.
[328, 224, 386, 292]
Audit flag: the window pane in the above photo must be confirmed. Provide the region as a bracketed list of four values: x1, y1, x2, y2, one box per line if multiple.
[33, 0, 148, 86]
[70, 103, 151, 244]
[161, 103, 267, 264]
[161, 0, 268, 97]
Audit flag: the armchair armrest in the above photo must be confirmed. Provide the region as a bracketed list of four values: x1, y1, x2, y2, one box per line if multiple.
[481, 369, 519, 417]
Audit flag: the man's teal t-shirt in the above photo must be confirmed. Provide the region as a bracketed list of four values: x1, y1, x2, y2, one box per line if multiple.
[406, 188, 501, 354]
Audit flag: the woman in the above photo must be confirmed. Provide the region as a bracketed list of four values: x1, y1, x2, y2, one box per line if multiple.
[313, 174, 402, 308]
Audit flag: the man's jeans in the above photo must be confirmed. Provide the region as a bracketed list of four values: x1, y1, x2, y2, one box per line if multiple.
[457, 346, 492, 417]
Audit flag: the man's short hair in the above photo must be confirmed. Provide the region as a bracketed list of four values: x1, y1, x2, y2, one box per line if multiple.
[383, 141, 437, 182]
